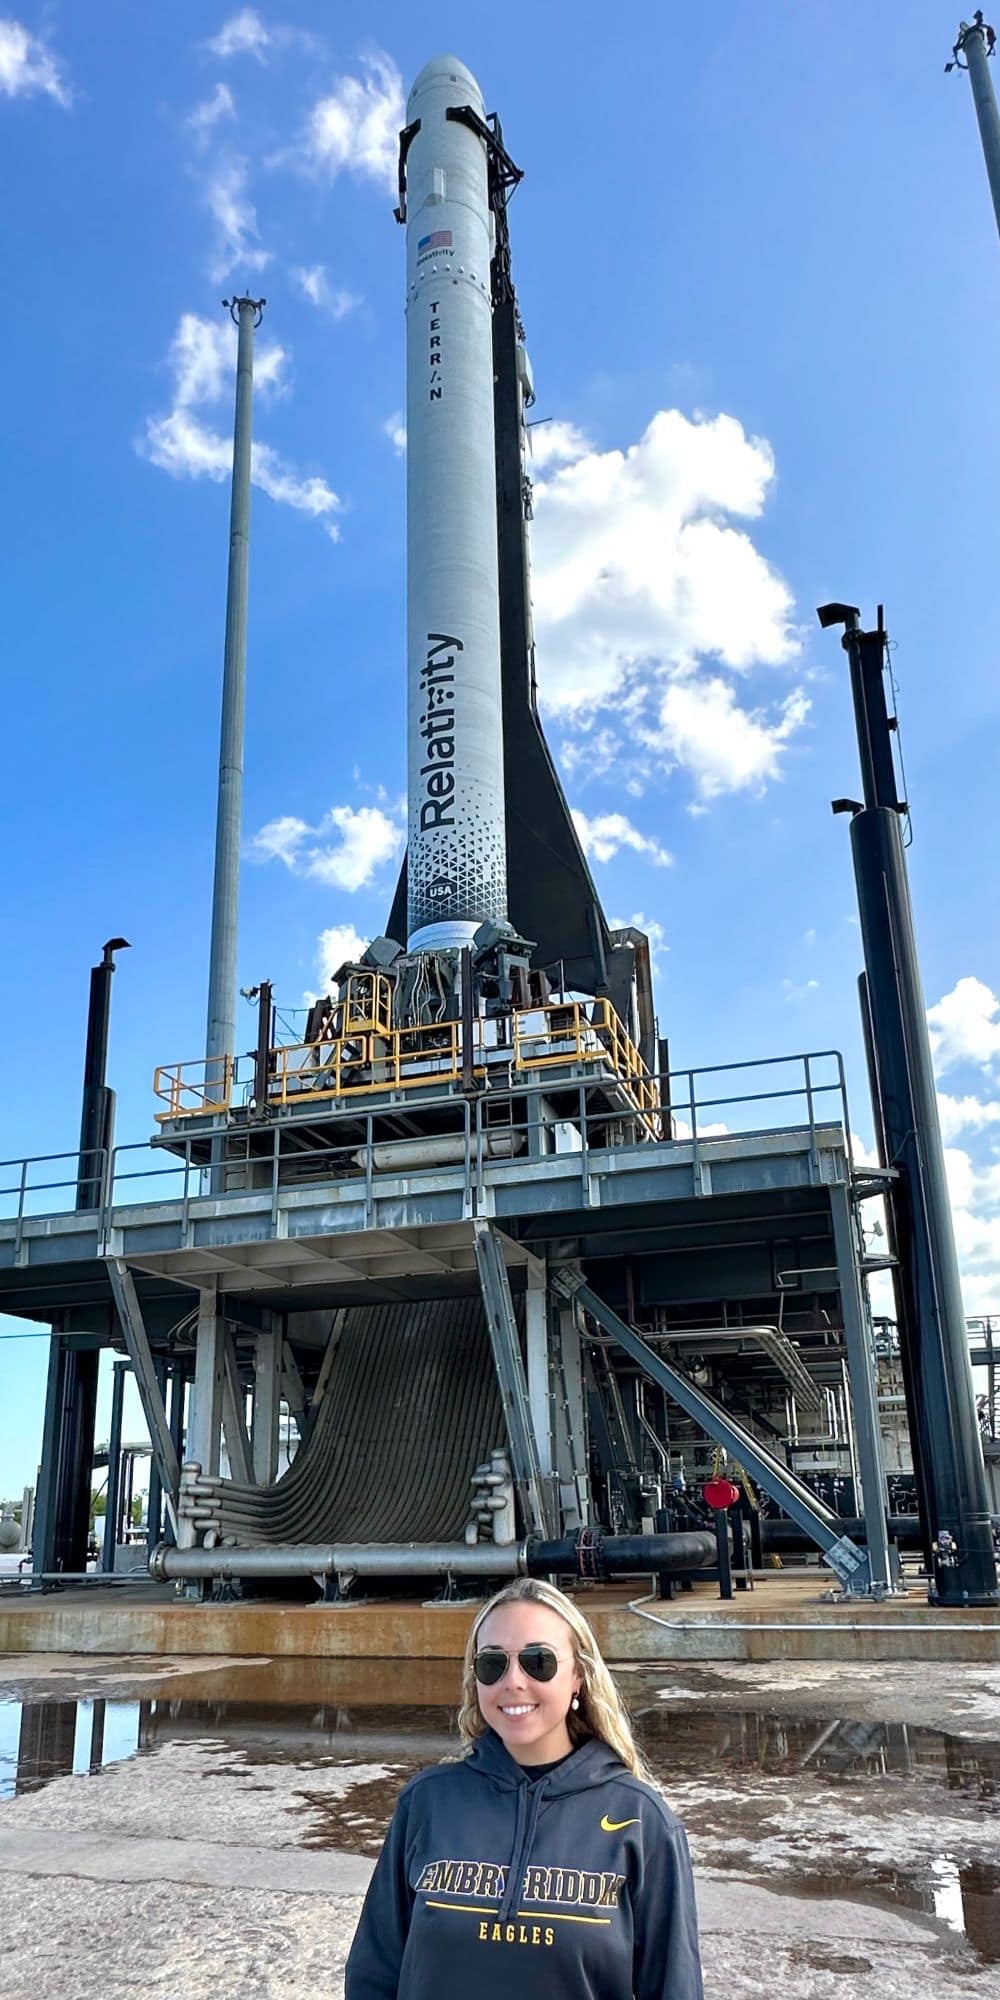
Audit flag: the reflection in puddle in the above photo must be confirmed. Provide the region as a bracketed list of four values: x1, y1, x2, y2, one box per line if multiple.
[628, 1700, 1000, 1807]
[1, 1686, 998, 1963]
[0, 1698, 148, 1798]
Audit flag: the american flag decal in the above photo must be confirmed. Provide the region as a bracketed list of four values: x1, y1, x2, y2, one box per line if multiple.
[418, 230, 453, 252]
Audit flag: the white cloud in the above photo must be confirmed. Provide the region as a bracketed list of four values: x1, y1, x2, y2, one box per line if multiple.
[292, 264, 362, 319]
[671, 1115, 730, 1140]
[383, 411, 407, 456]
[316, 925, 369, 989]
[250, 803, 403, 892]
[528, 407, 806, 805]
[655, 677, 810, 804]
[900, 979, 1000, 1314]
[0, 18, 70, 105]
[206, 9, 270, 60]
[527, 420, 593, 469]
[937, 1091, 1000, 1143]
[296, 52, 403, 193]
[187, 82, 235, 142]
[781, 975, 820, 1002]
[928, 976, 1000, 1075]
[205, 158, 270, 282]
[941, 1142, 1000, 1316]
[140, 313, 342, 537]
[160, 310, 288, 412]
[571, 809, 672, 868]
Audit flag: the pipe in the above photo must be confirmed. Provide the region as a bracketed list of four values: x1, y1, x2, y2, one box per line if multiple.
[152, 1540, 526, 1582]
[77, 937, 128, 1210]
[534, 1533, 717, 1574]
[628, 1597, 1000, 1634]
[151, 1529, 719, 1584]
[359, 1132, 523, 1172]
[761, 1512, 1000, 1554]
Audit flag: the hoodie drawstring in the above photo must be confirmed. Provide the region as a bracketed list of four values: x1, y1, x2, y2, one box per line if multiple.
[500, 1779, 546, 1921]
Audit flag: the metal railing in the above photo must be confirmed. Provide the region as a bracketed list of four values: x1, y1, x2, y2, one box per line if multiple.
[152, 998, 660, 1125]
[1, 1051, 854, 1243]
[513, 999, 659, 1122]
[153, 1055, 235, 1121]
[267, 1018, 491, 1106]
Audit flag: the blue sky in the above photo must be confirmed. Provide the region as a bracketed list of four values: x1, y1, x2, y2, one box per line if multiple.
[3, 2, 1000, 1494]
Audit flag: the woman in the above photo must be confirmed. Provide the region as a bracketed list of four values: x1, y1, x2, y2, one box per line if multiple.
[345, 1576, 703, 1999]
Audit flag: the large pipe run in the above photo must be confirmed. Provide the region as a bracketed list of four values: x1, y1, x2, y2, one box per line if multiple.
[150, 1530, 718, 1585]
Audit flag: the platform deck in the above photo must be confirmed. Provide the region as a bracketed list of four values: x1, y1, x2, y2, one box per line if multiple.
[2, 1572, 999, 1664]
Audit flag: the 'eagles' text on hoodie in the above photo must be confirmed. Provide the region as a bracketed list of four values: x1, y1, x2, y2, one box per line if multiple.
[345, 1730, 703, 2000]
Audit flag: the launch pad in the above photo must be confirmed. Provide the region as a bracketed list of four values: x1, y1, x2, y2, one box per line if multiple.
[3, 51, 997, 1621]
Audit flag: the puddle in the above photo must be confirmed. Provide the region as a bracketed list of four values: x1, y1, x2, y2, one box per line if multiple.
[1, 1683, 999, 1964]
[0, 1697, 147, 1797]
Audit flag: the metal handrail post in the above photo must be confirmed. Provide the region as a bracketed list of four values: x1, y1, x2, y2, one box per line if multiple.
[270, 1126, 281, 1229]
[688, 1070, 700, 1191]
[803, 1052, 819, 1176]
[14, 1157, 28, 1259]
[181, 1139, 192, 1245]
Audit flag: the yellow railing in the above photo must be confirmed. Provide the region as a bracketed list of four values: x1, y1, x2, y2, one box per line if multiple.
[339, 971, 393, 1040]
[513, 999, 660, 1123]
[154, 1056, 234, 1122]
[267, 1019, 489, 1105]
[154, 1000, 659, 1126]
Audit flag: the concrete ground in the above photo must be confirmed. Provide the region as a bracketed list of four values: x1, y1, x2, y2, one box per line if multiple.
[0, 1653, 998, 1998]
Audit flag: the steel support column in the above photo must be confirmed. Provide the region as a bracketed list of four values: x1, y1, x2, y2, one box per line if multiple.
[221, 1332, 254, 1485]
[473, 1221, 554, 1538]
[828, 1181, 896, 1592]
[31, 1333, 100, 1577]
[252, 1325, 280, 1485]
[146, 1358, 168, 1554]
[525, 1257, 552, 1476]
[105, 1259, 179, 1534]
[189, 1285, 225, 1479]
[101, 1358, 127, 1573]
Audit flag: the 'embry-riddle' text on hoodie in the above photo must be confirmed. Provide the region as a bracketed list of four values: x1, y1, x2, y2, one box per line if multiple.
[344, 1729, 704, 2000]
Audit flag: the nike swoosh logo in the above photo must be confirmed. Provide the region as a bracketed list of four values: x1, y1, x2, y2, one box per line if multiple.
[600, 1815, 640, 1833]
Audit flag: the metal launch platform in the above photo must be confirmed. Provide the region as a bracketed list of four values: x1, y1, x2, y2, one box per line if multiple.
[1, 1038, 901, 1606]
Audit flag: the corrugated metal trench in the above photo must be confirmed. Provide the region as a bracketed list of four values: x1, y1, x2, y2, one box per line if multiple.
[213, 1299, 506, 1544]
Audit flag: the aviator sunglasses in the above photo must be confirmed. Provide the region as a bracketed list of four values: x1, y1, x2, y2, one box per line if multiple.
[473, 1644, 566, 1686]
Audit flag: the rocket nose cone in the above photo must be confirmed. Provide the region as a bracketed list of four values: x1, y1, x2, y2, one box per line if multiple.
[407, 53, 485, 118]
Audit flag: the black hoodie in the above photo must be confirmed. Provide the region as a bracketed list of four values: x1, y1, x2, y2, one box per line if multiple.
[345, 1729, 703, 2000]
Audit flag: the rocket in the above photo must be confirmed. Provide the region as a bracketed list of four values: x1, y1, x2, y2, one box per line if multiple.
[402, 57, 510, 954]
[387, 59, 631, 1033]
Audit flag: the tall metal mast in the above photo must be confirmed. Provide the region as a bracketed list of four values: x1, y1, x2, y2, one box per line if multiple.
[205, 294, 265, 1087]
[947, 14, 1000, 241]
[819, 602, 998, 1607]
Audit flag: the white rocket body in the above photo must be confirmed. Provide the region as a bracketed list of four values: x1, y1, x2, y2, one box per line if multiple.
[404, 56, 509, 953]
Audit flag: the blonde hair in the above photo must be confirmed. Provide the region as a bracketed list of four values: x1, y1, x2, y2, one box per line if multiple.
[456, 1577, 652, 1782]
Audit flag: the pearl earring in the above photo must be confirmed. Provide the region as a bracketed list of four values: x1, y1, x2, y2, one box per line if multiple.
[571, 1696, 580, 1711]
